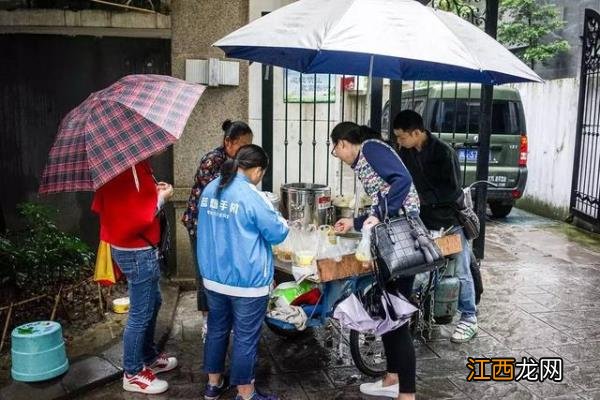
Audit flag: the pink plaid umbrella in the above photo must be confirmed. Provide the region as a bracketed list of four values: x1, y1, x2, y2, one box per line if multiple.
[39, 74, 206, 194]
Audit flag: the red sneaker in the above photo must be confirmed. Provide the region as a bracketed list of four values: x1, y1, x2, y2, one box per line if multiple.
[148, 352, 178, 374]
[123, 367, 168, 394]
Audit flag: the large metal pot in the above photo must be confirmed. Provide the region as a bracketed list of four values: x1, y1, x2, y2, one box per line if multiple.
[280, 183, 333, 226]
[334, 205, 370, 221]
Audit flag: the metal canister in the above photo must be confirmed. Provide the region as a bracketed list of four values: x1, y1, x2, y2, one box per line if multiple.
[280, 183, 333, 226]
[433, 270, 460, 322]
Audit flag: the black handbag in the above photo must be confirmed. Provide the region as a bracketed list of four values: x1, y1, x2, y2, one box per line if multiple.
[139, 207, 171, 272]
[455, 205, 480, 240]
[370, 200, 445, 282]
[156, 207, 172, 269]
[454, 188, 480, 240]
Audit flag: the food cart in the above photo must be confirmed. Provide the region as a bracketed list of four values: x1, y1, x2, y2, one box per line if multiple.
[264, 183, 462, 376]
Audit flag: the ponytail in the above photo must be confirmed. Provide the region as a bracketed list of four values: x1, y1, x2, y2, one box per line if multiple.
[217, 144, 269, 193]
[358, 125, 383, 141]
[218, 158, 240, 193]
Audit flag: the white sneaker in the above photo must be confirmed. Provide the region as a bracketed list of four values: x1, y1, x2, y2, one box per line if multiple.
[148, 352, 178, 374]
[451, 319, 478, 343]
[123, 367, 169, 394]
[359, 380, 399, 398]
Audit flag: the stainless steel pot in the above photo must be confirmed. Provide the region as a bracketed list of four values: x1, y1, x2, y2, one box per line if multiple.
[334, 205, 370, 221]
[280, 183, 333, 226]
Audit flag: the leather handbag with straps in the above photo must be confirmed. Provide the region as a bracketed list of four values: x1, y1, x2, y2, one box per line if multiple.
[370, 197, 445, 282]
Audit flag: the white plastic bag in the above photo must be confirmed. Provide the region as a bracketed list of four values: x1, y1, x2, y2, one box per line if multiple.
[293, 224, 319, 267]
[355, 226, 373, 262]
[274, 220, 301, 262]
[317, 225, 344, 261]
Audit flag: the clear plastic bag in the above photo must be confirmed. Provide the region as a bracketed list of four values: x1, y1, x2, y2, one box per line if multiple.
[275, 220, 301, 263]
[317, 225, 343, 261]
[293, 224, 319, 267]
[355, 226, 373, 262]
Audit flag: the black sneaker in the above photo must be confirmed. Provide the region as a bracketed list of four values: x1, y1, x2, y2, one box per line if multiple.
[204, 375, 230, 400]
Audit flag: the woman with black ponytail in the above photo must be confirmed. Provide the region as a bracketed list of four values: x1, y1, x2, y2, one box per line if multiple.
[330, 121, 420, 400]
[197, 144, 288, 400]
[182, 119, 253, 319]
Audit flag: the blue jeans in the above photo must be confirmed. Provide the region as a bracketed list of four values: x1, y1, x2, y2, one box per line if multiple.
[111, 247, 162, 375]
[203, 289, 268, 386]
[452, 229, 477, 321]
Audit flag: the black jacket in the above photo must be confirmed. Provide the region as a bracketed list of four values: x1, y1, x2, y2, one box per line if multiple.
[398, 132, 463, 230]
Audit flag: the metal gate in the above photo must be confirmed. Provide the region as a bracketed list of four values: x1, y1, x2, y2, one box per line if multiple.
[570, 8, 600, 228]
[261, 70, 489, 197]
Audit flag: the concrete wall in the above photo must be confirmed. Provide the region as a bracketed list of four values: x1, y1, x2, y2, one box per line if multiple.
[171, 0, 249, 279]
[511, 78, 580, 218]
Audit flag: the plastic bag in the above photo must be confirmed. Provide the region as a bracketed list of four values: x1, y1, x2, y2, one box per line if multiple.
[355, 226, 373, 262]
[317, 225, 343, 261]
[293, 224, 319, 267]
[275, 220, 301, 262]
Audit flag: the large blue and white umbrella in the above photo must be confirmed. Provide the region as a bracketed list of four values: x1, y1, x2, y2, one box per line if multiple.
[214, 0, 542, 85]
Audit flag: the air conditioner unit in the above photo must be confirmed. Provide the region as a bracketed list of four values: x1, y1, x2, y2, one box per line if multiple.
[185, 58, 240, 87]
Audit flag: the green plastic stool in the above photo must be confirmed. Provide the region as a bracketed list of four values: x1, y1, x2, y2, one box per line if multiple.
[11, 321, 69, 382]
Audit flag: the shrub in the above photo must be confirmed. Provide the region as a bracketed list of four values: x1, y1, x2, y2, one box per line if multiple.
[0, 203, 94, 301]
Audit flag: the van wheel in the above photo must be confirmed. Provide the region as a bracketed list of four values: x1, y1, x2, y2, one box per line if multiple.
[489, 203, 513, 218]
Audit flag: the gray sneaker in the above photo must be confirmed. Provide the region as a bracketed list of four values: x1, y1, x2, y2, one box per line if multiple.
[451, 319, 478, 343]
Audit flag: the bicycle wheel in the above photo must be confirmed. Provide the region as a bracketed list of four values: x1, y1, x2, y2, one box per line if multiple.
[349, 329, 386, 377]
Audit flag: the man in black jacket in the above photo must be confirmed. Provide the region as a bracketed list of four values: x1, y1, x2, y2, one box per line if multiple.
[394, 110, 478, 343]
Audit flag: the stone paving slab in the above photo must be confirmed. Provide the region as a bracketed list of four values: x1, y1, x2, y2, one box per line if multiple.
[61, 356, 121, 396]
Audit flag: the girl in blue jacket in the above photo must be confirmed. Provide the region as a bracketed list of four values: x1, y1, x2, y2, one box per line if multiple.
[197, 144, 288, 400]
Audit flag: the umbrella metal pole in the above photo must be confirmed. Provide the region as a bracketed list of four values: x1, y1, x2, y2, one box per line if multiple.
[353, 55, 376, 220]
[473, 0, 499, 259]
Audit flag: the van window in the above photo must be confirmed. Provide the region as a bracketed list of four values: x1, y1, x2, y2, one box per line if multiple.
[430, 99, 523, 134]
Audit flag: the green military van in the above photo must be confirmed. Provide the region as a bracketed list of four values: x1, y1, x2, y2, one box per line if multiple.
[382, 83, 528, 218]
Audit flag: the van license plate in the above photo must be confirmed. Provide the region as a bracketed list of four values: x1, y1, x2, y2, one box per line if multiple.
[458, 149, 478, 163]
[458, 149, 495, 163]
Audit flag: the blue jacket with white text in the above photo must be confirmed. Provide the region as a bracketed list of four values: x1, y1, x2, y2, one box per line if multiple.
[197, 173, 289, 297]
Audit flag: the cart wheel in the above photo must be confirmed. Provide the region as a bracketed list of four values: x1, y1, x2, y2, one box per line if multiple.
[349, 330, 386, 377]
[264, 319, 311, 339]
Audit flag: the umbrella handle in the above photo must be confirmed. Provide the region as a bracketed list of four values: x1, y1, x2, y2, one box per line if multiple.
[132, 166, 140, 192]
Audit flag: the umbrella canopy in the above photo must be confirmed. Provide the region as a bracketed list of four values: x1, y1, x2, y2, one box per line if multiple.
[214, 0, 541, 84]
[39, 74, 205, 194]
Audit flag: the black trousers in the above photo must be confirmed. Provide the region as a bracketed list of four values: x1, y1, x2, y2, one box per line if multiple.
[381, 275, 416, 394]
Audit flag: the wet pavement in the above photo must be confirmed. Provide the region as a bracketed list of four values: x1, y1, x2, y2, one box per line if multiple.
[80, 209, 600, 399]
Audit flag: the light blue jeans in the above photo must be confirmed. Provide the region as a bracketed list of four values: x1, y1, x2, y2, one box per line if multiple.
[452, 228, 477, 321]
[111, 247, 162, 375]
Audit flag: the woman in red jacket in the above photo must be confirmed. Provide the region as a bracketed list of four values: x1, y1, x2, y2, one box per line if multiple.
[92, 160, 177, 395]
